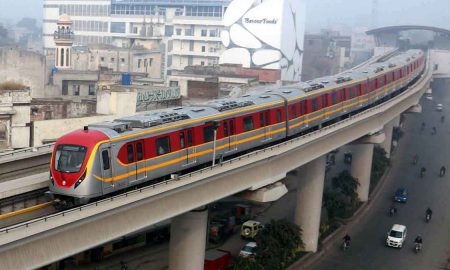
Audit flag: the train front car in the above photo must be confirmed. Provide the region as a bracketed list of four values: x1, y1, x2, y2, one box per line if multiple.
[49, 127, 109, 209]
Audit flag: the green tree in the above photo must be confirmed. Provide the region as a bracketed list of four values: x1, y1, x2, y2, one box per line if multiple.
[231, 257, 264, 270]
[371, 146, 390, 182]
[255, 219, 304, 270]
[332, 170, 359, 197]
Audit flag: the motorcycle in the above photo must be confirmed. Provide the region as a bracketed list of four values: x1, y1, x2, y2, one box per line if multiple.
[414, 243, 422, 253]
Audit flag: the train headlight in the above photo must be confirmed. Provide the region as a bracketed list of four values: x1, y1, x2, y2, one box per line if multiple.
[74, 170, 87, 189]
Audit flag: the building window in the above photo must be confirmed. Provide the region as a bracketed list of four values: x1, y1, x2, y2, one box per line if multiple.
[138, 59, 141, 68]
[89, 84, 95, 95]
[185, 28, 194, 36]
[156, 136, 171, 155]
[111, 58, 115, 63]
[100, 57, 105, 62]
[209, 30, 218, 37]
[170, 81, 179, 87]
[201, 29, 207, 37]
[121, 58, 125, 63]
[148, 58, 153, 67]
[73, 85, 80, 96]
[201, 46, 206, 52]
[243, 116, 254, 132]
[200, 61, 205, 66]
[176, 28, 182, 35]
[111, 22, 126, 33]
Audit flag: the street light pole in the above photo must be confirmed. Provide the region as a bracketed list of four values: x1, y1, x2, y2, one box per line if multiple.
[208, 120, 220, 166]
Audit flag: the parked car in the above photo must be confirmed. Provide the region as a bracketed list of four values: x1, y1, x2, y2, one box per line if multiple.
[239, 242, 257, 258]
[436, 103, 443, 111]
[393, 188, 408, 203]
[240, 220, 263, 239]
[386, 224, 407, 248]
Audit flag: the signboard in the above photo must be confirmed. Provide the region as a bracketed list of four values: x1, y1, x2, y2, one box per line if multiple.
[136, 87, 180, 111]
[219, 0, 306, 81]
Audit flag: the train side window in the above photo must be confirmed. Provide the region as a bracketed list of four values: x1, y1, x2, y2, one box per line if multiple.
[203, 126, 215, 142]
[340, 89, 346, 101]
[180, 132, 185, 149]
[276, 110, 282, 123]
[127, 144, 134, 163]
[265, 111, 270, 125]
[331, 92, 338, 104]
[136, 142, 143, 161]
[101, 150, 110, 170]
[224, 122, 229, 137]
[312, 99, 318, 111]
[156, 136, 171, 155]
[291, 106, 296, 119]
[349, 88, 354, 99]
[187, 130, 193, 146]
[230, 120, 235, 135]
[300, 101, 307, 115]
[322, 95, 327, 108]
[243, 116, 254, 132]
[259, 113, 264, 127]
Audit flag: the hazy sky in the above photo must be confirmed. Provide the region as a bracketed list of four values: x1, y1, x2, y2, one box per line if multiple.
[0, 0, 449, 32]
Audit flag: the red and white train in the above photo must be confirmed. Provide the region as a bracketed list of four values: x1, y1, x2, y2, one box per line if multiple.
[49, 50, 425, 207]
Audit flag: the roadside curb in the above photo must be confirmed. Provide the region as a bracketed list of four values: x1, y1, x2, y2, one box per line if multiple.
[287, 157, 394, 270]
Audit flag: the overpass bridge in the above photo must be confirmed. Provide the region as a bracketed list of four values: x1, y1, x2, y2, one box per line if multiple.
[0, 52, 432, 270]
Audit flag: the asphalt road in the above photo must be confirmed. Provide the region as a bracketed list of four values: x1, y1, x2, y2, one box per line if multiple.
[306, 78, 450, 270]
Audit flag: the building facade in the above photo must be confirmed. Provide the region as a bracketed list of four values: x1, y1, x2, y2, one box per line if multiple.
[43, 0, 232, 75]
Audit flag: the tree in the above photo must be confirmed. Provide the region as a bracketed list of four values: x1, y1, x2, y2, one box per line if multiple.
[231, 257, 264, 270]
[255, 219, 304, 270]
[332, 170, 359, 197]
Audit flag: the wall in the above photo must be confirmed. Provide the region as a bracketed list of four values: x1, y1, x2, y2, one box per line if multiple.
[0, 48, 47, 98]
[0, 89, 31, 149]
[430, 50, 450, 78]
[187, 81, 219, 99]
[31, 98, 97, 121]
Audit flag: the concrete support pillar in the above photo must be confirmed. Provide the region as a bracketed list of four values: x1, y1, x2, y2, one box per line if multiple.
[294, 155, 326, 252]
[381, 121, 394, 158]
[350, 144, 374, 202]
[169, 207, 208, 270]
[392, 115, 401, 128]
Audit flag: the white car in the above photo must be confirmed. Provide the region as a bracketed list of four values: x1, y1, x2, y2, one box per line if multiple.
[386, 224, 407, 248]
[436, 103, 443, 111]
[239, 242, 257, 258]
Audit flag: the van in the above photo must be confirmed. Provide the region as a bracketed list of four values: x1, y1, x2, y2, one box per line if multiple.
[240, 220, 263, 239]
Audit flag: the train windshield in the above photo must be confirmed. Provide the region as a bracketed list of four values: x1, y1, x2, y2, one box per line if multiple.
[54, 145, 87, 173]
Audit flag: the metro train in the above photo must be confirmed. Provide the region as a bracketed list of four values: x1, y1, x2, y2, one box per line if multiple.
[49, 50, 425, 207]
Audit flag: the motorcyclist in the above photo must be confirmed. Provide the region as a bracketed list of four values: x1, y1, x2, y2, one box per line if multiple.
[343, 234, 351, 246]
[415, 235, 423, 247]
[120, 261, 128, 270]
[441, 115, 445, 122]
[426, 207, 433, 219]
[389, 204, 397, 216]
[421, 122, 426, 130]
[420, 167, 426, 177]
[440, 166, 446, 177]
[432, 126, 437, 135]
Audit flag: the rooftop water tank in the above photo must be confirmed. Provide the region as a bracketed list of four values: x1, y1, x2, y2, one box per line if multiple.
[121, 73, 131, 85]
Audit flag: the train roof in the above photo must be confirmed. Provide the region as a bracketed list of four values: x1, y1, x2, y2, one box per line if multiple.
[86, 49, 423, 139]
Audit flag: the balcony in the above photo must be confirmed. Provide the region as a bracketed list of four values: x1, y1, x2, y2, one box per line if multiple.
[53, 31, 74, 43]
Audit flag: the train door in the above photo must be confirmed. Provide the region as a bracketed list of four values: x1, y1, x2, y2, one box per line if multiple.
[134, 140, 146, 182]
[224, 119, 237, 152]
[99, 144, 114, 193]
[182, 128, 196, 165]
[260, 110, 271, 141]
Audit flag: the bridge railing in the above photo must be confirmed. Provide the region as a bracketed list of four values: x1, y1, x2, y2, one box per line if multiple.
[0, 144, 54, 160]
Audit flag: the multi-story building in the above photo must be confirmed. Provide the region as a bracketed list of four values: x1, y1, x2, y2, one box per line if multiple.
[43, 0, 231, 76]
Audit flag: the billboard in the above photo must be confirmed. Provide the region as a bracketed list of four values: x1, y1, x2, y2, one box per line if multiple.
[219, 0, 306, 81]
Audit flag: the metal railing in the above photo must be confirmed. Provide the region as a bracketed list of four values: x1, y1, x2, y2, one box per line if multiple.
[0, 55, 431, 236]
[0, 144, 54, 160]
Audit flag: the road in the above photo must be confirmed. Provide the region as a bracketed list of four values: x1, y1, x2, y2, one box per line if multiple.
[305, 78, 450, 270]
